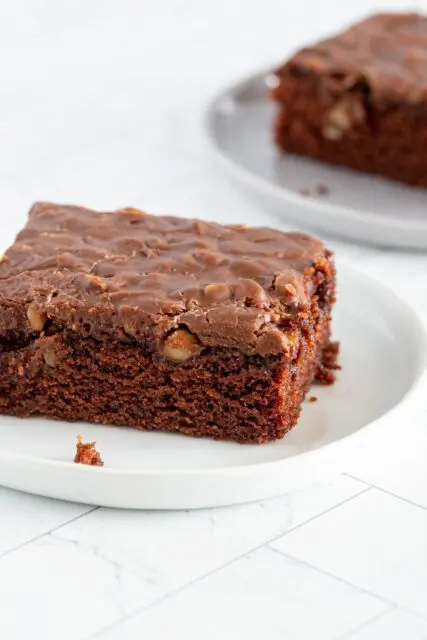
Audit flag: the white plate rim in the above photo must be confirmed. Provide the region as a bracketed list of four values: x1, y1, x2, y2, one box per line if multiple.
[204, 68, 427, 241]
[0, 261, 425, 482]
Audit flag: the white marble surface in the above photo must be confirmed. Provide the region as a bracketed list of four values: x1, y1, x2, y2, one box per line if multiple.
[1, 0, 427, 638]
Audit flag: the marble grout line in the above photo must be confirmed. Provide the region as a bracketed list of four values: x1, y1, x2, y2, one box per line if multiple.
[0, 504, 99, 562]
[270, 546, 427, 626]
[334, 606, 397, 640]
[269, 545, 397, 611]
[86, 484, 372, 640]
[270, 544, 427, 626]
[344, 472, 427, 514]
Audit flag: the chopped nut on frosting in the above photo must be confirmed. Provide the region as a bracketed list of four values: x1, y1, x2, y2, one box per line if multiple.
[323, 94, 365, 141]
[27, 304, 47, 331]
[163, 328, 199, 362]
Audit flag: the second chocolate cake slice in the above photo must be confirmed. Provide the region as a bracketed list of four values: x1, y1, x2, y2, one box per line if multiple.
[0, 203, 336, 443]
[271, 13, 427, 187]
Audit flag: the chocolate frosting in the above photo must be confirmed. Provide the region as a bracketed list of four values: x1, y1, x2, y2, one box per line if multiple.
[0, 203, 331, 355]
[277, 13, 427, 105]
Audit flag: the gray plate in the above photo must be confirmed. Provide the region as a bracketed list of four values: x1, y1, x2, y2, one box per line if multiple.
[205, 71, 427, 250]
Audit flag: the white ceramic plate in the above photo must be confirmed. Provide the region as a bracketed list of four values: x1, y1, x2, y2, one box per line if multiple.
[205, 71, 427, 250]
[0, 261, 425, 509]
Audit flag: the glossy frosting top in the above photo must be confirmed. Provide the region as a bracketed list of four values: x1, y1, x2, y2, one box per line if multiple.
[278, 13, 427, 105]
[0, 203, 331, 354]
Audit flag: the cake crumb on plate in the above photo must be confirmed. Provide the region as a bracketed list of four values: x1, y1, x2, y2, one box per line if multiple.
[74, 434, 104, 467]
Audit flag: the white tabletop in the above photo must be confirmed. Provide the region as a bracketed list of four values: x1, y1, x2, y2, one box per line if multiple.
[2, 1, 427, 638]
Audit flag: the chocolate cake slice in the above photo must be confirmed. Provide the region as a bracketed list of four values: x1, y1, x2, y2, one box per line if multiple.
[0, 203, 336, 443]
[271, 13, 427, 187]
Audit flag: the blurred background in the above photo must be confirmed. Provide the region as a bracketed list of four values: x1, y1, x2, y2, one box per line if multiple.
[0, 0, 425, 250]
